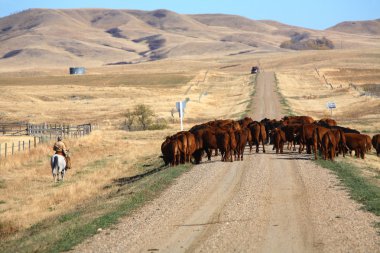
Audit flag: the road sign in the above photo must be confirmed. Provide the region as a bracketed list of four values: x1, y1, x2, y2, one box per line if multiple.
[326, 102, 336, 117]
[326, 102, 336, 109]
[176, 100, 186, 131]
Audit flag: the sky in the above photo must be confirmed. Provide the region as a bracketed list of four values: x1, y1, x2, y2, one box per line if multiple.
[0, 0, 379, 30]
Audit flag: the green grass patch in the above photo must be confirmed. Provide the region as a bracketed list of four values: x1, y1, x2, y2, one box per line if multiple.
[58, 211, 81, 223]
[315, 159, 380, 216]
[0, 179, 5, 189]
[0, 200, 5, 205]
[0, 160, 191, 253]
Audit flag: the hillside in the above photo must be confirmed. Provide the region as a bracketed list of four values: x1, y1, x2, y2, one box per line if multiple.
[0, 9, 379, 71]
[327, 19, 380, 35]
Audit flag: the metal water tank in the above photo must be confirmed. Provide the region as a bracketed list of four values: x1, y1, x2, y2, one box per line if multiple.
[69, 67, 86, 75]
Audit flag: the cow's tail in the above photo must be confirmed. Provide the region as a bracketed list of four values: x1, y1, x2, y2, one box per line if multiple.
[259, 123, 264, 144]
[301, 125, 306, 144]
[315, 127, 321, 146]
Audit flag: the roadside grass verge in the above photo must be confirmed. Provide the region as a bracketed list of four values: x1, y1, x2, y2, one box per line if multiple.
[315, 159, 380, 216]
[244, 73, 258, 116]
[0, 159, 191, 253]
[274, 73, 296, 116]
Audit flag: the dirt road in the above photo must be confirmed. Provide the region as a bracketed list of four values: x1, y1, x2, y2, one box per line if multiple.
[73, 72, 379, 253]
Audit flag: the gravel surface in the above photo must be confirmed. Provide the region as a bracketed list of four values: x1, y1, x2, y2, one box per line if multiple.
[72, 72, 379, 253]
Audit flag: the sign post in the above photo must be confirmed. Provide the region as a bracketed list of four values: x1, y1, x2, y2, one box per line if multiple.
[176, 100, 186, 131]
[326, 102, 336, 117]
[179, 101, 183, 131]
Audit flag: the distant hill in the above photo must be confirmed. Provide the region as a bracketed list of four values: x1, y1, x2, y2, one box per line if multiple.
[327, 19, 380, 35]
[0, 9, 378, 70]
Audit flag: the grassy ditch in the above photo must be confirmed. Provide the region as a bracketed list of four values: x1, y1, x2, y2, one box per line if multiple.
[0, 159, 191, 253]
[315, 159, 380, 216]
[274, 73, 296, 116]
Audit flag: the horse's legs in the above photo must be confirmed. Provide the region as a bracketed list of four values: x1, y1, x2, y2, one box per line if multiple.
[53, 169, 57, 183]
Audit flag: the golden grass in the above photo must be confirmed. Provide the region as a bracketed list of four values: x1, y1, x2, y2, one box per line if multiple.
[0, 136, 36, 156]
[276, 69, 380, 133]
[0, 68, 254, 237]
[1, 47, 379, 238]
[274, 51, 380, 184]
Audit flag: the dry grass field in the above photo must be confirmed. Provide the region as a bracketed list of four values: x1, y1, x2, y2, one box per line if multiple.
[0, 66, 254, 237]
[1, 46, 379, 240]
[272, 49, 380, 177]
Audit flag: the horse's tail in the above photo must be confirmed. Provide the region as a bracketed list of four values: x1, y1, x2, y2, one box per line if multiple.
[52, 155, 58, 171]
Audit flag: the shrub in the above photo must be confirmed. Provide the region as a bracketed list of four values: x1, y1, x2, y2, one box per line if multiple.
[148, 118, 168, 130]
[123, 104, 167, 131]
[280, 36, 334, 50]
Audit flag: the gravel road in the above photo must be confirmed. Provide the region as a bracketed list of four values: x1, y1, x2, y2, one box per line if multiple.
[73, 72, 379, 253]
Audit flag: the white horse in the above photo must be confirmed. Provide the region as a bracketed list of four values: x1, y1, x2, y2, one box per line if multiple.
[51, 154, 66, 183]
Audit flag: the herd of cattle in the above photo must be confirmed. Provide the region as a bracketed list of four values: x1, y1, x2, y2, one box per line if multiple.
[161, 116, 380, 166]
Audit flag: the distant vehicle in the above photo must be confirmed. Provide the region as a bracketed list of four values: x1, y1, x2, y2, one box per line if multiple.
[251, 66, 259, 74]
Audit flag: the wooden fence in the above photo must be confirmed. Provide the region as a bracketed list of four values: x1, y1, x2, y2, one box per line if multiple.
[0, 123, 94, 159]
[0, 136, 41, 159]
[0, 122, 28, 136]
[27, 123, 93, 139]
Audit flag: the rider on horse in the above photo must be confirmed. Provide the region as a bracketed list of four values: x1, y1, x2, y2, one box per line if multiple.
[53, 136, 71, 169]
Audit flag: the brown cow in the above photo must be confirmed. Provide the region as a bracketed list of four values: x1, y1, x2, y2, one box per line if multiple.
[195, 127, 218, 161]
[172, 131, 188, 164]
[229, 129, 238, 162]
[372, 134, 380, 156]
[364, 134, 371, 152]
[321, 130, 337, 160]
[298, 124, 318, 159]
[331, 128, 347, 157]
[282, 116, 314, 125]
[184, 131, 197, 163]
[235, 127, 249, 161]
[345, 133, 367, 159]
[216, 128, 237, 162]
[281, 124, 302, 151]
[261, 118, 283, 143]
[318, 118, 337, 127]
[238, 117, 254, 129]
[315, 125, 330, 149]
[161, 136, 180, 166]
[248, 122, 266, 153]
[272, 128, 286, 154]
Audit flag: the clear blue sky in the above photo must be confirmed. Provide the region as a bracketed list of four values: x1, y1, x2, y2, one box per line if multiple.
[0, 0, 379, 30]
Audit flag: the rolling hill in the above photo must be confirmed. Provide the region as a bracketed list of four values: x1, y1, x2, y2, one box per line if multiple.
[0, 9, 379, 71]
[327, 19, 380, 35]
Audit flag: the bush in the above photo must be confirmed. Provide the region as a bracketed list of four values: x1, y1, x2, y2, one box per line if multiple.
[123, 104, 167, 131]
[148, 118, 168, 130]
[280, 36, 334, 50]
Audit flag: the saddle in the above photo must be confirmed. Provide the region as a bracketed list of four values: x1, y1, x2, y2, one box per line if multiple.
[55, 151, 71, 169]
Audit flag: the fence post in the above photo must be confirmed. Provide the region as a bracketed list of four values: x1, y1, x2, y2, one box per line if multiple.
[23, 141, 25, 151]
[5, 143, 7, 157]
[34, 136, 37, 148]
[29, 140, 31, 150]
[12, 143, 14, 156]
[18, 141, 21, 152]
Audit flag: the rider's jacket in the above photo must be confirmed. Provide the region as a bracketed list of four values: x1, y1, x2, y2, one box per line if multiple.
[53, 141, 67, 154]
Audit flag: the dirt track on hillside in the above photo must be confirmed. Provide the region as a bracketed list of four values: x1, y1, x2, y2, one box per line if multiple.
[73, 72, 379, 253]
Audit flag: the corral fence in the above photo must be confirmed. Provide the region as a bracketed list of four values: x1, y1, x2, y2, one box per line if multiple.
[0, 122, 95, 159]
[27, 123, 93, 139]
[0, 122, 29, 136]
[349, 83, 380, 98]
